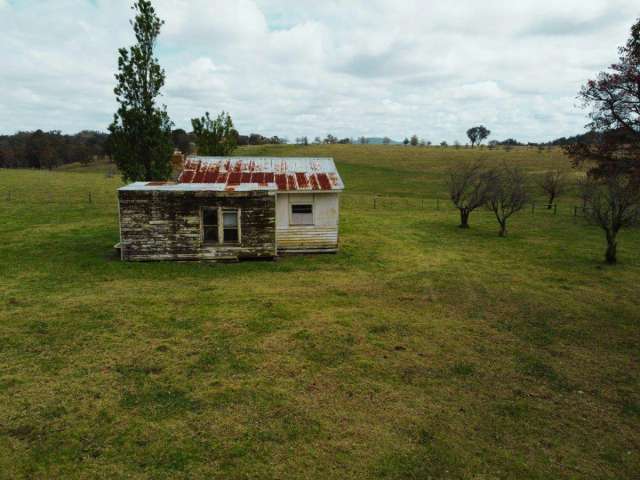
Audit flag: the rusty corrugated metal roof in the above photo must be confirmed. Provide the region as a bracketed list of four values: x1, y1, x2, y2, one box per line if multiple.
[177, 156, 344, 192]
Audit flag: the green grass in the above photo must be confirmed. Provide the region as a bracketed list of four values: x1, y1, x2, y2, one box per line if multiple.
[0, 145, 639, 479]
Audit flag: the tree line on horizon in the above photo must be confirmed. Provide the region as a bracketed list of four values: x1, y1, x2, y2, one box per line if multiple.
[0, 126, 288, 170]
[0, 125, 594, 170]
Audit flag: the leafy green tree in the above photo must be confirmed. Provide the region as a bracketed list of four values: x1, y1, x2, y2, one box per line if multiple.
[191, 111, 237, 156]
[410, 134, 419, 146]
[108, 0, 174, 182]
[466, 126, 491, 147]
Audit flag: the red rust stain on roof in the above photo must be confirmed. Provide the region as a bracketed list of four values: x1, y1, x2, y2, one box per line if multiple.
[275, 174, 287, 190]
[176, 158, 340, 191]
[316, 173, 332, 190]
[179, 171, 194, 183]
[228, 172, 242, 186]
[295, 172, 308, 189]
[216, 173, 228, 184]
[253, 172, 265, 185]
[203, 169, 218, 183]
[287, 174, 297, 191]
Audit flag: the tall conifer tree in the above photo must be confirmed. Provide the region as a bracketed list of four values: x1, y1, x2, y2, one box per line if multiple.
[109, 0, 173, 182]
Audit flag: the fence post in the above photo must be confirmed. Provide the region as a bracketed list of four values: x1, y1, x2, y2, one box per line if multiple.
[88, 192, 92, 204]
[553, 204, 557, 216]
[436, 198, 440, 211]
[531, 202, 535, 215]
[373, 196, 377, 209]
[5, 191, 10, 202]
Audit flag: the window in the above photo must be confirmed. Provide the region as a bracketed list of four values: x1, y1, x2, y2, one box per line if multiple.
[201, 207, 241, 244]
[223, 210, 239, 243]
[291, 204, 313, 225]
[202, 207, 218, 243]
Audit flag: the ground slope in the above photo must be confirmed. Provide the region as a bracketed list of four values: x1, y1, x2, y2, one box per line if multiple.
[0, 146, 638, 479]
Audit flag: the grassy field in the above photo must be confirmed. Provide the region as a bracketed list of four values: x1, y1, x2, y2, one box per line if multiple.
[0, 145, 639, 479]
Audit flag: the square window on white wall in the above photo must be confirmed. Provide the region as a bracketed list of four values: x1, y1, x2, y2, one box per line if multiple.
[291, 204, 313, 225]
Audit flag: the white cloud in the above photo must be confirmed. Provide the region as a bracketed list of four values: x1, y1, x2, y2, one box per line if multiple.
[0, 0, 639, 142]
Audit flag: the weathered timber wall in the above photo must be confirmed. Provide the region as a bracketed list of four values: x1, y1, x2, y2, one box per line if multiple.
[118, 190, 276, 261]
[276, 226, 339, 254]
[275, 193, 340, 253]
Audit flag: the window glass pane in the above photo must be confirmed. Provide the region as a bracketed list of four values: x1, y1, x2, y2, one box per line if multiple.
[203, 226, 218, 242]
[203, 208, 217, 225]
[291, 204, 313, 225]
[224, 228, 239, 243]
[292, 213, 313, 225]
[292, 204, 312, 214]
[223, 211, 238, 227]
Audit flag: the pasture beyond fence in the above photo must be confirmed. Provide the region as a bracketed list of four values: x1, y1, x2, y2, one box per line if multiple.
[0, 187, 589, 221]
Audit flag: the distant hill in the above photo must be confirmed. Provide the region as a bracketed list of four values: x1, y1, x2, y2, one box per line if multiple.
[364, 137, 402, 145]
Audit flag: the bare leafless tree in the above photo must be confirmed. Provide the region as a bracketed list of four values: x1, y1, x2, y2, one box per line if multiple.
[446, 161, 493, 228]
[580, 174, 640, 264]
[486, 164, 530, 237]
[538, 169, 569, 208]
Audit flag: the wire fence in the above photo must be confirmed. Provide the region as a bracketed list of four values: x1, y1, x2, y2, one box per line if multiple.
[0, 188, 590, 220]
[341, 193, 588, 220]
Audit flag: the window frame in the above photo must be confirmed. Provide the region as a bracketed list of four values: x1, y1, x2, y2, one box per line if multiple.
[200, 207, 242, 245]
[222, 208, 241, 244]
[290, 203, 314, 226]
[201, 207, 219, 244]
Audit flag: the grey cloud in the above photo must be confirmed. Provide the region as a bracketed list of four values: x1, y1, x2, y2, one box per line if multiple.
[524, 10, 629, 36]
[1, 0, 639, 143]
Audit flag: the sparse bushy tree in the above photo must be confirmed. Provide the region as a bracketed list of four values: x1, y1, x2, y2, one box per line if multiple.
[485, 164, 529, 237]
[579, 174, 640, 263]
[538, 169, 568, 208]
[446, 161, 493, 228]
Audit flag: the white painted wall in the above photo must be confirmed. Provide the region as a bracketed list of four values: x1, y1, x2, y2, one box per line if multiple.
[276, 193, 339, 228]
[275, 192, 340, 252]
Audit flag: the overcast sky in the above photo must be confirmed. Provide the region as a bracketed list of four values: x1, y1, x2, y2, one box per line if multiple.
[1, 0, 638, 142]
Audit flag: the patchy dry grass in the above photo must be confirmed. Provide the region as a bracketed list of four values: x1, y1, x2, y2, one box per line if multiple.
[0, 145, 639, 479]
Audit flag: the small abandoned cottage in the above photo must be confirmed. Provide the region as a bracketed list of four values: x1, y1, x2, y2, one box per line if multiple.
[117, 156, 344, 261]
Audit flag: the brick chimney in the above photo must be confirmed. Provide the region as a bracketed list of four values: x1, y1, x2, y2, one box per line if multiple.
[171, 150, 184, 179]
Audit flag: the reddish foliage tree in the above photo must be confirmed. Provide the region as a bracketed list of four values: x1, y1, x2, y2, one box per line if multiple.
[566, 18, 640, 263]
[565, 18, 640, 179]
